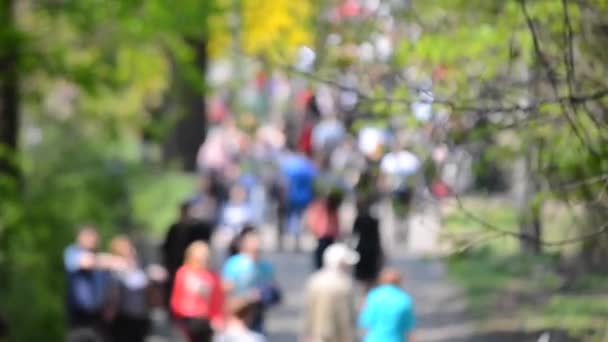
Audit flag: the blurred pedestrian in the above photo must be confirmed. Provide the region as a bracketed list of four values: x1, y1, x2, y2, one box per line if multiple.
[163, 202, 193, 292]
[213, 297, 267, 342]
[269, 176, 287, 251]
[197, 123, 231, 174]
[380, 143, 421, 242]
[189, 176, 221, 225]
[107, 236, 163, 342]
[330, 137, 365, 191]
[163, 202, 214, 296]
[220, 184, 253, 233]
[305, 191, 343, 269]
[358, 126, 387, 162]
[171, 241, 225, 341]
[311, 113, 346, 160]
[226, 225, 256, 258]
[352, 197, 383, 291]
[358, 268, 415, 342]
[64, 226, 124, 338]
[302, 243, 359, 342]
[222, 233, 280, 334]
[297, 95, 320, 157]
[279, 152, 317, 251]
[216, 184, 253, 253]
[380, 144, 421, 194]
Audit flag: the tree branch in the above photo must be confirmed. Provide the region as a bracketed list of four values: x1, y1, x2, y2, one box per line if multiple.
[453, 193, 608, 247]
[519, 0, 599, 157]
[243, 51, 608, 122]
[562, 0, 576, 95]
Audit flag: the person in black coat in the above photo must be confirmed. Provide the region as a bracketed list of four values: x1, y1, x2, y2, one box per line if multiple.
[352, 196, 384, 291]
[162, 202, 191, 285]
[162, 202, 214, 305]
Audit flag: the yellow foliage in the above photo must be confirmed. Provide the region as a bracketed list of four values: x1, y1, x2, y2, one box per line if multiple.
[208, 0, 312, 60]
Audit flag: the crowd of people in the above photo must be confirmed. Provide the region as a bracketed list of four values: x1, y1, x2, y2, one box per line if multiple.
[64, 227, 165, 342]
[63, 94, 451, 341]
[64, 227, 414, 342]
[64, 224, 279, 342]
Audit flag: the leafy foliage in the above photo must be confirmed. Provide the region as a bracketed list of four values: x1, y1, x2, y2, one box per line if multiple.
[0, 0, 315, 340]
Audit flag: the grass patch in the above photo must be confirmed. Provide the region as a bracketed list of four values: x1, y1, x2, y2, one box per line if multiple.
[567, 275, 608, 294]
[441, 197, 519, 255]
[444, 196, 608, 341]
[129, 169, 196, 236]
[542, 295, 608, 329]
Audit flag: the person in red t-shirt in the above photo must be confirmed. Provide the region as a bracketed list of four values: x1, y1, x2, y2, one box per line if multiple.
[171, 241, 224, 341]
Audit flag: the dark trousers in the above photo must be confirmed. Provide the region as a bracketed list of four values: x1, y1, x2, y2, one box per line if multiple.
[249, 303, 265, 334]
[314, 236, 335, 270]
[67, 310, 108, 341]
[176, 317, 213, 342]
[111, 314, 149, 342]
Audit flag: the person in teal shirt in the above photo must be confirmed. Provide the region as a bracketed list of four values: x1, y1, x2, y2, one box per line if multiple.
[222, 232, 276, 333]
[358, 268, 415, 342]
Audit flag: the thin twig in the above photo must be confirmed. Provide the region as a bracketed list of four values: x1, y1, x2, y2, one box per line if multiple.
[554, 173, 608, 191]
[453, 193, 608, 246]
[519, 0, 598, 157]
[562, 0, 577, 95]
[447, 231, 507, 256]
[242, 50, 608, 118]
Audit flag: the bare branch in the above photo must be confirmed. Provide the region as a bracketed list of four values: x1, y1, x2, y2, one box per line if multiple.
[554, 173, 608, 191]
[446, 231, 508, 256]
[453, 193, 608, 247]
[519, 0, 599, 157]
[562, 0, 576, 94]
[243, 51, 608, 121]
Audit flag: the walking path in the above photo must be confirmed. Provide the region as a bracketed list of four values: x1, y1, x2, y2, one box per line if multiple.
[264, 250, 474, 342]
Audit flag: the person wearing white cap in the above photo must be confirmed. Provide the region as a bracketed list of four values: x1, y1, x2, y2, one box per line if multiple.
[302, 243, 359, 342]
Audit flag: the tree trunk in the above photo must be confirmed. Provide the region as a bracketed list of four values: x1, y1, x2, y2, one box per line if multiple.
[163, 38, 207, 171]
[0, 0, 19, 179]
[513, 149, 542, 254]
[581, 203, 608, 272]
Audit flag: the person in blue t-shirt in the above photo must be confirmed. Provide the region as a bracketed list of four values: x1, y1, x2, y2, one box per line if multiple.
[358, 268, 415, 342]
[222, 232, 278, 333]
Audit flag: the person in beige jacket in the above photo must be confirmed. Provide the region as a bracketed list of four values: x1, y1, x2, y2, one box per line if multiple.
[302, 243, 359, 342]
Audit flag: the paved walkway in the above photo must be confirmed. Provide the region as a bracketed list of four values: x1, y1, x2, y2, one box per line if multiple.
[264, 249, 474, 342]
